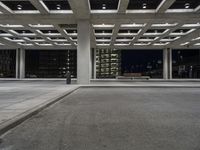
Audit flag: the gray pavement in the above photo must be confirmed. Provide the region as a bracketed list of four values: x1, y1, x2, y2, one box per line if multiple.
[0, 80, 79, 127]
[0, 87, 200, 150]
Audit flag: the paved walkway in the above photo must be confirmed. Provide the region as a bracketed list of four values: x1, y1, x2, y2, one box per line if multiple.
[0, 87, 200, 150]
[0, 80, 200, 135]
[0, 80, 79, 127]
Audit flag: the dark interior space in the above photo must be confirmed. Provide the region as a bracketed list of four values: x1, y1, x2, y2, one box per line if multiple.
[25, 50, 77, 78]
[121, 50, 163, 78]
[0, 50, 16, 78]
[172, 49, 200, 78]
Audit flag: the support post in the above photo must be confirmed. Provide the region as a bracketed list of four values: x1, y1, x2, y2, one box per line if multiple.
[77, 20, 91, 84]
[167, 48, 172, 79]
[16, 48, 25, 79]
[163, 49, 168, 79]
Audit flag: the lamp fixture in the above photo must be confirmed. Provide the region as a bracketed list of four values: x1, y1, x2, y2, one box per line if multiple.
[17, 4, 22, 10]
[102, 4, 106, 10]
[142, 3, 147, 9]
[185, 3, 190, 9]
[56, 4, 61, 10]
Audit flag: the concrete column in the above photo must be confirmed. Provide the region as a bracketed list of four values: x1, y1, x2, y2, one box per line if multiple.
[92, 49, 96, 79]
[15, 49, 19, 78]
[163, 49, 168, 79]
[16, 48, 25, 79]
[77, 20, 91, 84]
[167, 48, 172, 79]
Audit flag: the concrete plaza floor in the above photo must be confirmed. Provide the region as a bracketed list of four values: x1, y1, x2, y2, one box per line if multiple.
[0, 86, 200, 150]
[0, 80, 79, 128]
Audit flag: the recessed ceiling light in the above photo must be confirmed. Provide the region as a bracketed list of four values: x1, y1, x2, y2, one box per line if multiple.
[56, 4, 61, 10]
[185, 3, 190, 9]
[17, 4, 22, 10]
[142, 3, 147, 9]
[102, 4, 106, 10]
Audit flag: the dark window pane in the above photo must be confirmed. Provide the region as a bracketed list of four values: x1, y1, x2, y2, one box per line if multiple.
[172, 50, 200, 78]
[25, 50, 77, 78]
[0, 50, 16, 78]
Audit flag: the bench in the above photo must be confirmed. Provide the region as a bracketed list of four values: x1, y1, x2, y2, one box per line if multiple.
[117, 73, 150, 80]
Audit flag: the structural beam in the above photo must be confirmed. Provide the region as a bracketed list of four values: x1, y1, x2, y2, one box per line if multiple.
[68, 0, 90, 19]
[29, 0, 49, 14]
[170, 28, 200, 48]
[118, 0, 129, 13]
[156, 0, 176, 13]
[0, 2, 12, 14]
[77, 20, 91, 84]
[195, 5, 200, 13]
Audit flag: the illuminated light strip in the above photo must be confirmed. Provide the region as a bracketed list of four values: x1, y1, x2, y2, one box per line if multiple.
[134, 42, 151, 46]
[169, 29, 196, 36]
[180, 42, 190, 46]
[63, 30, 77, 36]
[13, 11, 40, 14]
[4, 37, 25, 42]
[138, 37, 159, 42]
[166, 9, 194, 13]
[91, 10, 118, 14]
[47, 37, 67, 42]
[24, 37, 45, 42]
[160, 36, 180, 42]
[126, 10, 156, 13]
[93, 24, 115, 28]
[120, 23, 146, 28]
[182, 23, 200, 27]
[35, 42, 53, 46]
[54, 42, 71, 46]
[96, 39, 111, 42]
[9, 30, 36, 36]
[194, 43, 200, 46]
[153, 42, 170, 46]
[36, 30, 61, 36]
[29, 24, 54, 28]
[151, 23, 178, 27]
[192, 37, 200, 41]
[116, 38, 134, 42]
[0, 24, 24, 28]
[17, 42, 33, 46]
[143, 29, 170, 36]
[49, 10, 73, 14]
[114, 42, 130, 46]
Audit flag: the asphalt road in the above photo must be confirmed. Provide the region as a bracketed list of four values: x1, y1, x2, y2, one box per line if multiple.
[0, 87, 200, 150]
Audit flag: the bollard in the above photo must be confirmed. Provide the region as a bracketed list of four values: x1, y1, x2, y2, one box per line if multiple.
[66, 72, 71, 84]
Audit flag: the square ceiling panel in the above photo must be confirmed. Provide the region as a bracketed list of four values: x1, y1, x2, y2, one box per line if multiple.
[127, 0, 163, 10]
[42, 0, 71, 10]
[0, 0, 37, 10]
[169, 0, 200, 9]
[90, 0, 119, 10]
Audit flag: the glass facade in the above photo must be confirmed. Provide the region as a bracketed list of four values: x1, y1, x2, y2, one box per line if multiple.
[96, 49, 121, 78]
[121, 50, 163, 79]
[172, 49, 200, 79]
[0, 50, 16, 78]
[26, 50, 77, 78]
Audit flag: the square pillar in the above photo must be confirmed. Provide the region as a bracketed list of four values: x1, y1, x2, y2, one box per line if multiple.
[163, 49, 168, 79]
[77, 20, 91, 84]
[92, 48, 96, 79]
[167, 48, 172, 79]
[16, 48, 25, 79]
[163, 48, 172, 80]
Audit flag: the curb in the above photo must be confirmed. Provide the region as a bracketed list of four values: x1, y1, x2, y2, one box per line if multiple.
[0, 86, 79, 136]
[81, 85, 200, 88]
